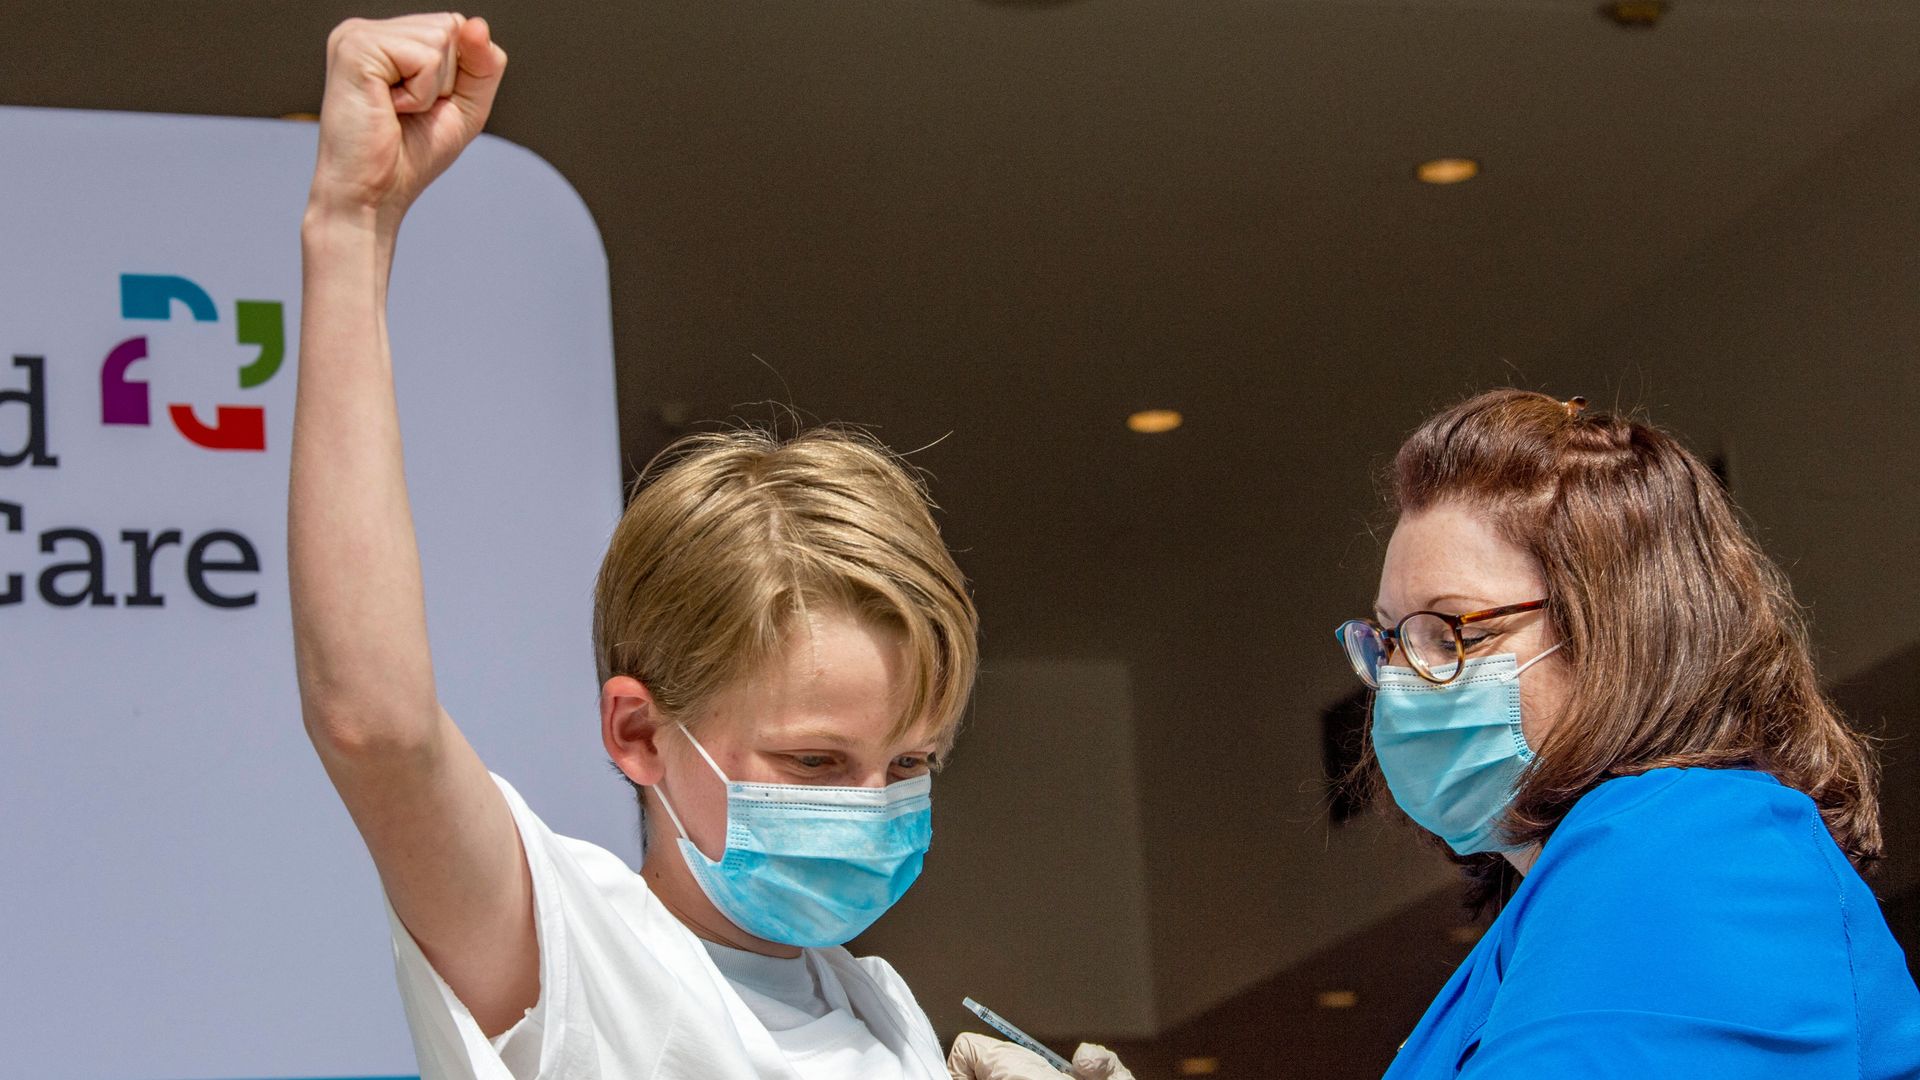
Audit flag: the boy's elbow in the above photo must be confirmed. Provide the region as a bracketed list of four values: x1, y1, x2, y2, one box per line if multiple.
[300, 692, 440, 762]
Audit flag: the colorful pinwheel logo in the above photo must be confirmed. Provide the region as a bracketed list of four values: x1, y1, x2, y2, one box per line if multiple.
[99, 274, 284, 451]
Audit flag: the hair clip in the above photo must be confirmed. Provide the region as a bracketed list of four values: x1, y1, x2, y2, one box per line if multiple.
[1563, 396, 1589, 418]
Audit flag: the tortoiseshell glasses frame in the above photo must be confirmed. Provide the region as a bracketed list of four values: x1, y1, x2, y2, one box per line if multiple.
[1334, 599, 1549, 688]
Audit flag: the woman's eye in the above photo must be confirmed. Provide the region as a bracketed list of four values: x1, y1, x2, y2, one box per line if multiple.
[892, 755, 931, 773]
[1459, 633, 1491, 650]
[791, 754, 834, 770]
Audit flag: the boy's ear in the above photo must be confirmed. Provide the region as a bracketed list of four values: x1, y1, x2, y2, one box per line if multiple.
[602, 676, 669, 786]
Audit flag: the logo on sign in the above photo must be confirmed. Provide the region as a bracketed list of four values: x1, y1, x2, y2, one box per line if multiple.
[1, 272, 278, 609]
[99, 273, 284, 451]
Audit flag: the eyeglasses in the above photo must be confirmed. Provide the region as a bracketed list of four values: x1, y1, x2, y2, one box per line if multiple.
[1334, 599, 1548, 688]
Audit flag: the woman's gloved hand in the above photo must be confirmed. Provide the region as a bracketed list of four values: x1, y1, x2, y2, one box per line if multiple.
[947, 1032, 1136, 1080]
[1066, 1042, 1134, 1080]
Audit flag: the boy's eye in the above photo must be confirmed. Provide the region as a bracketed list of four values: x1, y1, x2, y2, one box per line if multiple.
[791, 754, 834, 770]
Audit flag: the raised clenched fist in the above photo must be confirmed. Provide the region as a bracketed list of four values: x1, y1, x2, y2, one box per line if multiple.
[308, 13, 507, 226]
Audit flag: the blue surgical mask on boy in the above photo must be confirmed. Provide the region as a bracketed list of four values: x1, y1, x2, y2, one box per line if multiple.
[653, 727, 933, 948]
[1370, 644, 1563, 855]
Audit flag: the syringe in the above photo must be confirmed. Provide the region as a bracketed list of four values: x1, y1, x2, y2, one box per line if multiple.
[961, 996, 1074, 1075]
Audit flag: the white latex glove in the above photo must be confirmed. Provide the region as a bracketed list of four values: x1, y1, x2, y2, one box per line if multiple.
[1069, 1042, 1135, 1080]
[947, 1033, 1135, 1080]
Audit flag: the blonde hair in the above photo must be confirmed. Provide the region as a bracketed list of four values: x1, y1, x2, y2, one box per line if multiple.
[593, 426, 979, 749]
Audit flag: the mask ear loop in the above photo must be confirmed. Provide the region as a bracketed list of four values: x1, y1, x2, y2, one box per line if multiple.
[678, 725, 732, 783]
[652, 725, 731, 842]
[1507, 641, 1565, 680]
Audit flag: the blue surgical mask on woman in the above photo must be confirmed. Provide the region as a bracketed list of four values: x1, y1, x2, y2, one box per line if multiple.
[653, 727, 933, 948]
[1371, 644, 1563, 855]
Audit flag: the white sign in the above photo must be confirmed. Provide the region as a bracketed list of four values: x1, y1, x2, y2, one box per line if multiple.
[1, 105, 628, 1080]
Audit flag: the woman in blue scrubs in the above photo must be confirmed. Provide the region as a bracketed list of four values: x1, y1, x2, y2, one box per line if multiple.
[1336, 390, 1920, 1078]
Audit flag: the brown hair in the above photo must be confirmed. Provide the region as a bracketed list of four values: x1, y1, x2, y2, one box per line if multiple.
[593, 426, 979, 750]
[1382, 389, 1879, 901]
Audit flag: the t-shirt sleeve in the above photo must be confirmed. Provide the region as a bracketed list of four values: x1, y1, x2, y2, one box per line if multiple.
[385, 773, 593, 1080]
[1460, 771, 1862, 1078]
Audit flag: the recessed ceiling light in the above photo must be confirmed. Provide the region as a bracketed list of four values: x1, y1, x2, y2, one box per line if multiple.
[1416, 158, 1479, 185]
[1127, 409, 1182, 434]
[1602, 1, 1668, 27]
[1177, 1058, 1221, 1076]
[1316, 989, 1361, 1009]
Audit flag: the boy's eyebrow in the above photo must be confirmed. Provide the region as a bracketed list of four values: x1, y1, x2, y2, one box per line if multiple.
[764, 723, 944, 753]
[765, 725, 858, 748]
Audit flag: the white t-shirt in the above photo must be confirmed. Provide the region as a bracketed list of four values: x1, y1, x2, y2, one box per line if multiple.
[385, 773, 947, 1080]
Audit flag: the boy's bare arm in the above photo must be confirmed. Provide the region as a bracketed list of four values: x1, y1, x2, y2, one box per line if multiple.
[289, 13, 536, 1036]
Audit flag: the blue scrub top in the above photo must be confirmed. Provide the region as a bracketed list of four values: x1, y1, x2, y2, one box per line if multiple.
[1384, 768, 1920, 1079]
